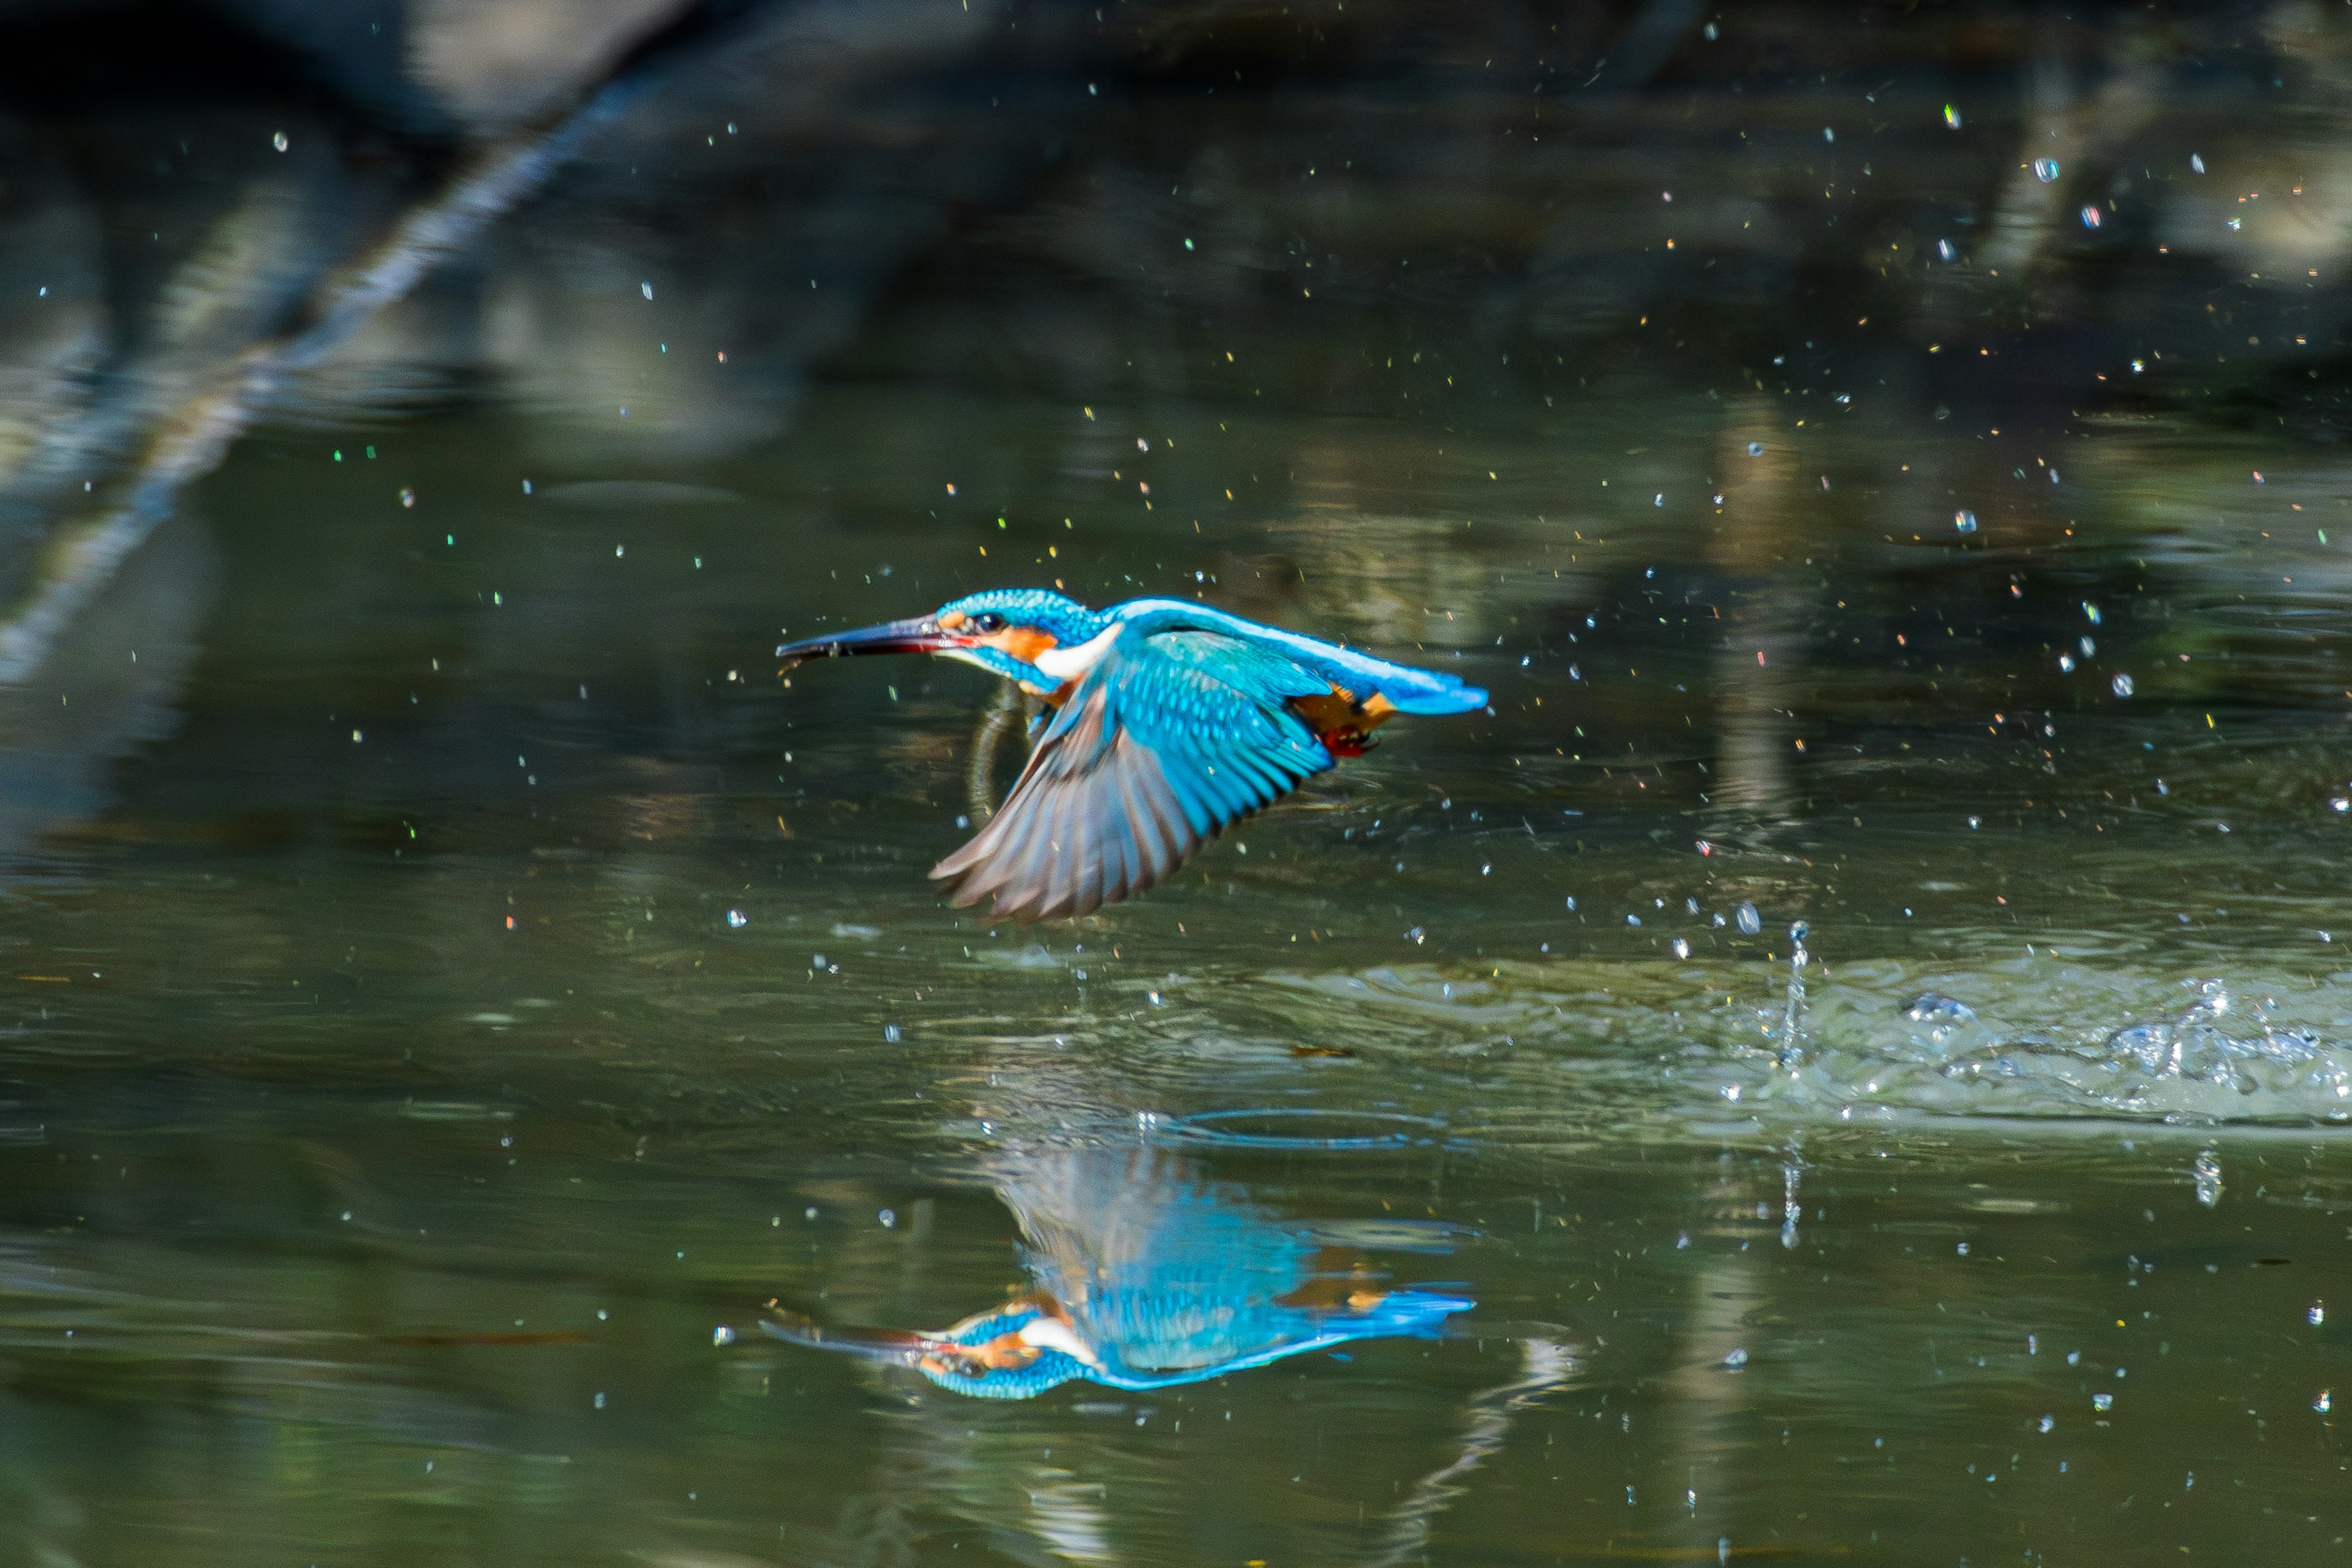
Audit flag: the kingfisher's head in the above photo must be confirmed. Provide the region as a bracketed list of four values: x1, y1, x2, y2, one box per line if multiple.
[757, 1298, 1097, 1402]
[776, 588, 1109, 690]
[899, 1300, 1095, 1400]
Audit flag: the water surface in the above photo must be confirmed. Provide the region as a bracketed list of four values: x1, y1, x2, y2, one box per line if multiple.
[0, 4, 2346, 1563]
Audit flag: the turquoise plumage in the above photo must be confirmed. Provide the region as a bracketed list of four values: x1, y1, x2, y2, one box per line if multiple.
[775, 589, 1487, 919]
[759, 1147, 1473, 1399]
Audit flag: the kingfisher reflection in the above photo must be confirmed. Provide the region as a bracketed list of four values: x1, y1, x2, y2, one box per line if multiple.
[763, 1145, 1472, 1398]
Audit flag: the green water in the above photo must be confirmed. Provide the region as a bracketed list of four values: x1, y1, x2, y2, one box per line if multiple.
[2, 4, 2351, 1562]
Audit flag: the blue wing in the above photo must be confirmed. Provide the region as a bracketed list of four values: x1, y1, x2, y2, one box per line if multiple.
[932, 625, 1334, 920]
[1110, 599, 1488, 715]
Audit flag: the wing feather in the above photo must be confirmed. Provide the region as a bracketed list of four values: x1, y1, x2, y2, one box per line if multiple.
[931, 627, 1333, 919]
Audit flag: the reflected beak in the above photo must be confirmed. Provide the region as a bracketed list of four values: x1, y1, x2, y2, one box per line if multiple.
[776, 615, 963, 672]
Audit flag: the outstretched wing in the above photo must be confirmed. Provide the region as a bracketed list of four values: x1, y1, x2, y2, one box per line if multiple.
[932, 627, 1334, 919]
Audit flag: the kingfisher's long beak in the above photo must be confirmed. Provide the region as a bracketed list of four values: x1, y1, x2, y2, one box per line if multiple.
[777, 615, 963, 672]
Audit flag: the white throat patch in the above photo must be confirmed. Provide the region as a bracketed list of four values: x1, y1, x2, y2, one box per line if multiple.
[1031, 624, 1121, 682]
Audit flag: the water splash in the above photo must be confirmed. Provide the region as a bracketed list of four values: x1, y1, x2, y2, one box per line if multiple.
[1777, 921, 1810, 1074]
[1261, 959, 2352, 1128]
[2193, 1148, 2223, 1207]
[1780, 1133, 1804, 1249]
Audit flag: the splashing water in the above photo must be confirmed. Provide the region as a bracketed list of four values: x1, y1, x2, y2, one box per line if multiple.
[1266, 960, 2352, 1129]
[1780, 1134, 1804, 1249]
[1777, 922, 1811, 1074]
[2193, 1148, 2223, 1207]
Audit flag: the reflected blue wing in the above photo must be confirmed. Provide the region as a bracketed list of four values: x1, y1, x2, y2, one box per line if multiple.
[1076, 1288, 1476, 1392]
[932, 626, 1334, 919]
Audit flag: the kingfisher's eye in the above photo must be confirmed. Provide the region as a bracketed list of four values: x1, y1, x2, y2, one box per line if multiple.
[973, 612, 1005, 633]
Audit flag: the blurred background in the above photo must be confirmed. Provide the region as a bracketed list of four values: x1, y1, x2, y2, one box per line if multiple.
[0, 2, 2348, 1564]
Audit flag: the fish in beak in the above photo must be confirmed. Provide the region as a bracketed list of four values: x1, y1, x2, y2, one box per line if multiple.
[776, 615, 964, 673]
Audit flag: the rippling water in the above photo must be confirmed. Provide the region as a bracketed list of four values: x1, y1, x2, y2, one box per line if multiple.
[0, 2, 2348, 1564]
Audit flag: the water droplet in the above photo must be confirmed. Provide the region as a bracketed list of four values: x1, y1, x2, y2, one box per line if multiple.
[1905, 993, 1974, 1024]
[271, 130, 288, 152]
[2112, 673, 2135, 698]
[2038, 1415, 2054, 1433]
[1822, 126, 1835, 143]
[2080, 205, 2102, 228]
[883, 1023, 902, 1043]
[725, 909, 747, 928]
[1954, 510, 1977, 533]
[399, 488, 415, 508]
[1672, 938, 1691, 959]
[1626, 914, 1643, 927]
[2033, 157, 2061, 183]
[1967, 816, 1981, 829]
[878, 1208, 895, 1228]
[1564, 895, 1578, 911]
[1937, 238, 1956, 262]
[2190, 153, 2206, 174]
[2316, 1390, 2332, 1413]
[2092, 1392, 2113, 1411]
[1406, 927, 1427, 945]
[2310, 1303, 2326, 1327]
[1735, 903, 1762, 935]
[2079, 636, 2096, 657]
[2058, 654, 2076, 673]
[1722, 1347, 1749, 1369]
[1747, 442, 1764, 456]
[640, 282, 653, 300]
[712, 1325, 736, 1346]
[2193, 1148, 2223, 1207]
[1943, 104, 1962, 129]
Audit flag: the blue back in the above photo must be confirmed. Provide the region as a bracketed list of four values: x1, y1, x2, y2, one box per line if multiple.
[1108, 598, 1487, 714]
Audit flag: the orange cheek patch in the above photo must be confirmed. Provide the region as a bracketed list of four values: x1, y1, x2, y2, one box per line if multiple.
[981, 627, 1059, 663]
[937, 609, 967, 630]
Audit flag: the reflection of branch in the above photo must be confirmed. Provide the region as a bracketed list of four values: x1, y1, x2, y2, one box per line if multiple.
[0, 7, 753, 686]
[0, 117, 596, 684]
[1361, 1338, 1575, 1568]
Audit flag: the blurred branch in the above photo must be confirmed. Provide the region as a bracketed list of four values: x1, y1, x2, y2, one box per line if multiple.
[0, 0, 767, 685]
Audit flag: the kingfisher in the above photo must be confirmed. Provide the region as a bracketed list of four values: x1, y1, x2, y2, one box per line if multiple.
[774, 588, 1487, 920]
[759, 1145, 1474, 1399]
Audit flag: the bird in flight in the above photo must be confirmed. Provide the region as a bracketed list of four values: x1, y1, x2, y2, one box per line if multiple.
[775, 588, 1487, 920]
